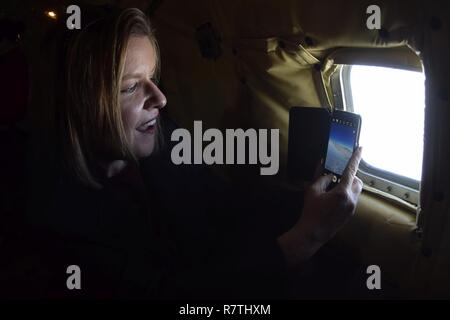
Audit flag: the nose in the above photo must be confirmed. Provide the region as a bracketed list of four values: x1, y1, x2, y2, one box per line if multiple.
[143, 80, 167, 110]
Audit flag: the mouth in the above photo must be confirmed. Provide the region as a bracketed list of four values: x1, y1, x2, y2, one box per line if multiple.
[136, 117, 157, 134]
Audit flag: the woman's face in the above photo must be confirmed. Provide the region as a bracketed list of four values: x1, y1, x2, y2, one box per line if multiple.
[120, 36, 166, 158]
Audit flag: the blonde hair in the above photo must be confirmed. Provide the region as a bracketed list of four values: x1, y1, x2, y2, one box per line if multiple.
[51, 8, 161, 188]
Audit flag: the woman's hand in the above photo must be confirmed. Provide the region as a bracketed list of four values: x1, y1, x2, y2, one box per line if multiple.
[278, 147, 363, 267]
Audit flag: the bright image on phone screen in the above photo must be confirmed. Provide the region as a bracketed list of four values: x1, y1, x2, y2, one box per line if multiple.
[324, 118, 357, 175]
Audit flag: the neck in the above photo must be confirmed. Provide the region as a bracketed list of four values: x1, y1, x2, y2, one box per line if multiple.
[105, 160, 128, 178]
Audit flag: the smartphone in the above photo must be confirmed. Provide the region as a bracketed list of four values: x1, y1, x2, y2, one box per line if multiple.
[323, 110, 361, 188]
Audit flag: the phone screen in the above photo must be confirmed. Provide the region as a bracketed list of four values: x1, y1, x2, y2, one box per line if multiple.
[324, 118, 358, 176]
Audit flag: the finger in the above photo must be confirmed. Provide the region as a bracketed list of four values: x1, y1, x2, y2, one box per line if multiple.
[351, 176, 363, 195]
[312, 173, 333, 192]
[340, 146, 363, 189]
[312, 158, 324, 181]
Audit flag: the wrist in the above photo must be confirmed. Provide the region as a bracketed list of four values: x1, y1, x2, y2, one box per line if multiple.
[277, 222, 323, 268]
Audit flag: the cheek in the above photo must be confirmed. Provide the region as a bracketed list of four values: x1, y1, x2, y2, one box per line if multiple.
[120, 95, 156, 158]
[120, 97, 142, 136]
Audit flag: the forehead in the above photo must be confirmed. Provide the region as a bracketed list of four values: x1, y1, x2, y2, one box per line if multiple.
[123, 36, 157, 76]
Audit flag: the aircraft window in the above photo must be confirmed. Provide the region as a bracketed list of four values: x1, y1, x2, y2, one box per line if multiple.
[336, 65, 425, 207]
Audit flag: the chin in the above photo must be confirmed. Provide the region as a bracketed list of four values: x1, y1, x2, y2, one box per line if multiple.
[134, 141, 156, 158]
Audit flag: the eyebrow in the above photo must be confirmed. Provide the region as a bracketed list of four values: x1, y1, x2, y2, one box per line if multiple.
[122, 67, 157, 81]
[122, 73, 144, 81]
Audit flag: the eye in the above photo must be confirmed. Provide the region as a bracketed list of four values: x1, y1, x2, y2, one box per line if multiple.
[121, 83, 138, 95]
[150, 76, 159, 85]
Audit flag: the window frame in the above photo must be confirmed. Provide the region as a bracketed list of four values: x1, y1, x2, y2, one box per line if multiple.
[331, 64, 421, 207]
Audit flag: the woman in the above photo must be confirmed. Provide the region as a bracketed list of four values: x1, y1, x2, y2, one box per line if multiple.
[27, 7, 363, 299]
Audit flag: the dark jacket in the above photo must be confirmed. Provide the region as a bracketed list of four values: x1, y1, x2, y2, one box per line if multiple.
[21, 118, 301, 299]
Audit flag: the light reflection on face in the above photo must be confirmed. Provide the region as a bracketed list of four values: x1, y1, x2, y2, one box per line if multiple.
[119, 36, 166, 158]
